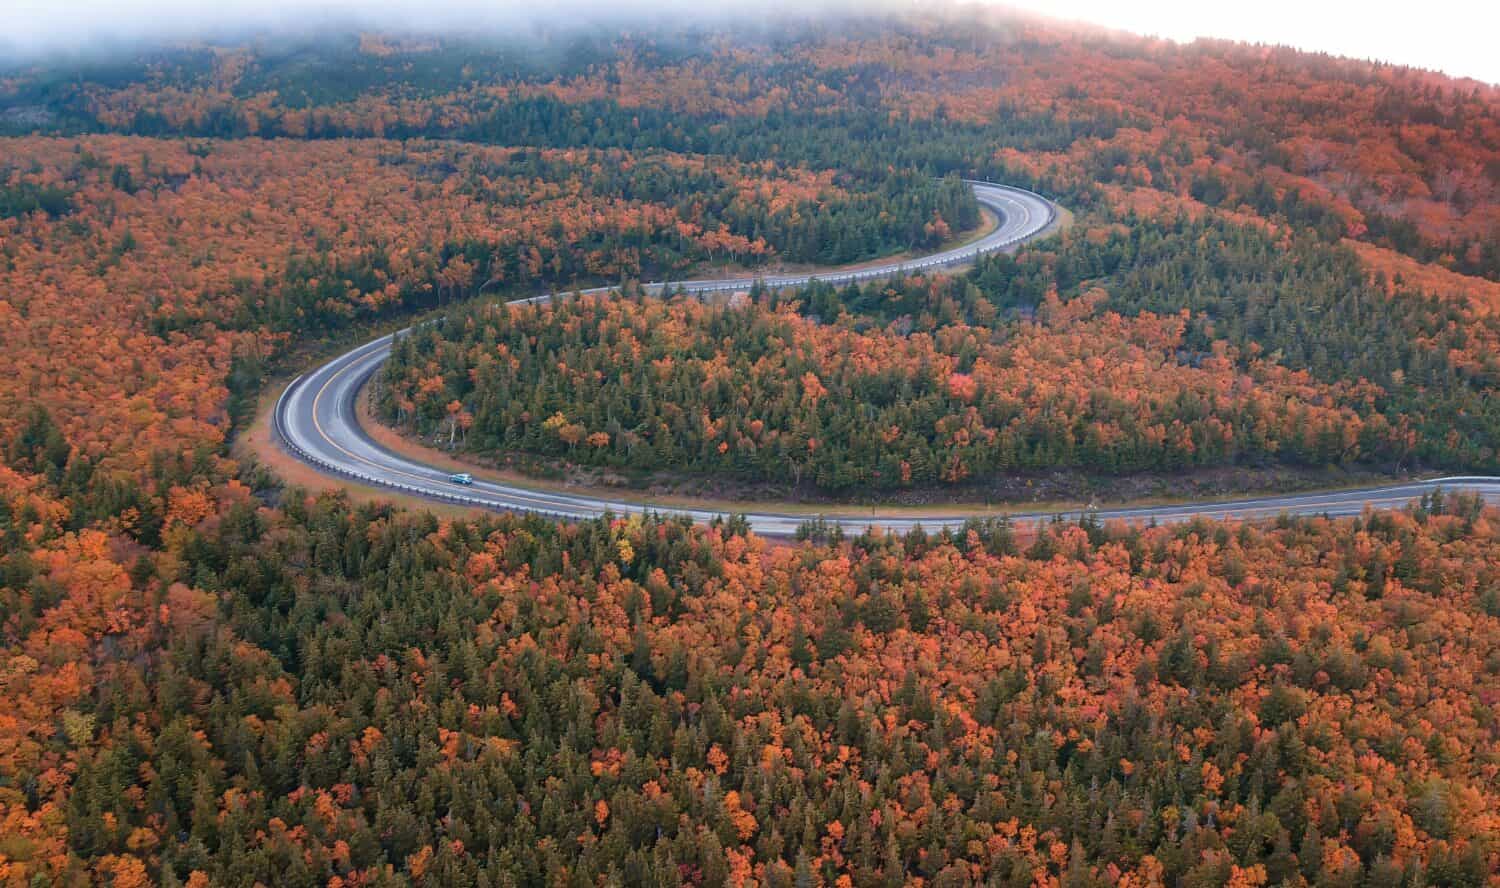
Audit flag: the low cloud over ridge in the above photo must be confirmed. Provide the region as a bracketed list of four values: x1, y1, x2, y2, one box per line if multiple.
[1, 0, 913, 61]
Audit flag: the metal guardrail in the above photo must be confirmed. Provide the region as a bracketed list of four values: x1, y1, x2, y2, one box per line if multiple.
[272, 371, 581, 520]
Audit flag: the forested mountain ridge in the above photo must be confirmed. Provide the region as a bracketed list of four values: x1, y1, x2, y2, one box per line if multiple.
[5, 16, 1496, 277]
[2, 9, 1499, 886]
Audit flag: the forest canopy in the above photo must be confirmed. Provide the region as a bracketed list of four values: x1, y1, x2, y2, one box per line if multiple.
[1, 9, 1498, 886]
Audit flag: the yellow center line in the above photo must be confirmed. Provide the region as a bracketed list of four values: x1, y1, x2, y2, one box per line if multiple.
[309, 346, 455, 490]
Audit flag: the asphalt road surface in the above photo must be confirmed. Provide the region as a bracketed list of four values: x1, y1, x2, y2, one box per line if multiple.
[273, 181, 1500, 535]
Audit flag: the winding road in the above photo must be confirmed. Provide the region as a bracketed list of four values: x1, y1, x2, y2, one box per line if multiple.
[273, 181, 1500, 535]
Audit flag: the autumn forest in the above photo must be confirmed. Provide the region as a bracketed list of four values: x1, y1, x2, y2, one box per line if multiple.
[1, 8, 1499, 887]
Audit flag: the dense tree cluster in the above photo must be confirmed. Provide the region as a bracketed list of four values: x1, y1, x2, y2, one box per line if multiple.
[961, 210, 1500, 472]
[0, 138, 972, 340]
[378, 288, 1396, 492]
[7, 478, 1499, 885]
